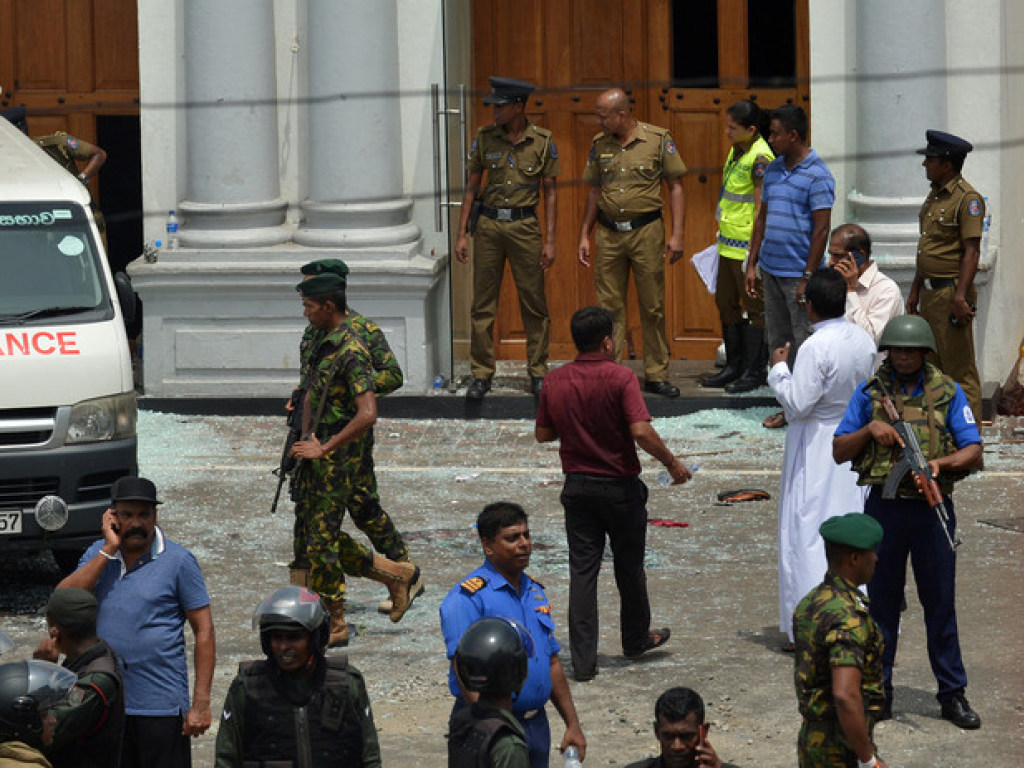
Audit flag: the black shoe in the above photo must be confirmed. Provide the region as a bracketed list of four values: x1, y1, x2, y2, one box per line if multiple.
[624, 628, 671, 658]
[877, 698, 893, 722]
[644, 381, 680, 398]
[940, 694, 981, 729]
[466, 378, 491, 400]
[530, 376, 544, 396]
[572, 667, 598, 682]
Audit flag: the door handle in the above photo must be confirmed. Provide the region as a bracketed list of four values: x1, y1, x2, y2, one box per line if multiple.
[432, 83, 467, 232]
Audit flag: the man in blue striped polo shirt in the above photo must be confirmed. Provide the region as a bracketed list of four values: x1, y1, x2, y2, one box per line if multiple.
[745, 105, 835, 381]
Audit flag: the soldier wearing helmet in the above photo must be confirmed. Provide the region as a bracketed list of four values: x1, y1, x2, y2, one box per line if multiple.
[833, 314, 983, 730]
[213, 587, 381, 768]
[447, 617, 531, 768]
[0, 659, 78, 767]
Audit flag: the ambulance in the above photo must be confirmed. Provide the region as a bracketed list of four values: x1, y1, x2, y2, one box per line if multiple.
[0, 115, 137, 573]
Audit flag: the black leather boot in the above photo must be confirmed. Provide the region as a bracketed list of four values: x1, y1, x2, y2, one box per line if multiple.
[725, 325, 768, 393]
[701, 322, 744, 387]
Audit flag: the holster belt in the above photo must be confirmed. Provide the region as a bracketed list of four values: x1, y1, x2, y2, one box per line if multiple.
[480, 204, 536, 222]
[597, 209, 661, 233]
[922, 277, 956, 290]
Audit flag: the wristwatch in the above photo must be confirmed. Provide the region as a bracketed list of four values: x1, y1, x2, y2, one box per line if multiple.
[802, 270, 814, 280]
[77, 173, 89, 185]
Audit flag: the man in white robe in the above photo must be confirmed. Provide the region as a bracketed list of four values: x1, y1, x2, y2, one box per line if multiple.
[768, 267, 877, 649]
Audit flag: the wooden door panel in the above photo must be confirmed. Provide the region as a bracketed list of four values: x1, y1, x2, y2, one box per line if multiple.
[9, 0, 68, 92]
[573, 0, 626, 85]
[94, 0, 139, 91]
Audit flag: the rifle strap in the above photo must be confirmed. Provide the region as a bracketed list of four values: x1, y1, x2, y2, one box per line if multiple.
[307, 328, 352, 440]
[924, 375, 939, 460]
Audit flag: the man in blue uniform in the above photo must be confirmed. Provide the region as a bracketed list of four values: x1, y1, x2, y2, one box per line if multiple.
[833, 315, 982, 729]
[439, 502, 586, 767]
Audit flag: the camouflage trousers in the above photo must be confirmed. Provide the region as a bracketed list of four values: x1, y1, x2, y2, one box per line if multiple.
[797, 719, 875, 768]
[292, 446, 408, 602]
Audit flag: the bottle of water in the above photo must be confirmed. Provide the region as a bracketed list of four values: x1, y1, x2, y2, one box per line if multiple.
[563, 746, 582, 768]
[431, 374, 447, 394]
[165, 210, 180, 250]
[981, 196, 991, 260]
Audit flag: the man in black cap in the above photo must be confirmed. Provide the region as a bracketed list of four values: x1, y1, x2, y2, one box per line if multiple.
[793, 513, 888, 768]
[57, 476, 216, 768]
[907, 129, 985, 420]
[32, 589, 124, 768]
[455, 76, 561, 399]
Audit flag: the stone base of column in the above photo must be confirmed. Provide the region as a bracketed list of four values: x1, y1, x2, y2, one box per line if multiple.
[294, 199, 421, 248]
[177, 198, 291, 248]
[129, 246, 445, 399]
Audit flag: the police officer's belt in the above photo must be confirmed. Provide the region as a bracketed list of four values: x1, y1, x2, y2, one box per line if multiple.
[922, 277, 956, 290]
[597, 209, 661, 233]
[480, 204, 536, 222]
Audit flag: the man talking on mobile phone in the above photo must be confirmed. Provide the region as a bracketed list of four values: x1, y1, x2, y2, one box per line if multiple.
[826, 223, 904, 359]
[624, 687, 723, 768]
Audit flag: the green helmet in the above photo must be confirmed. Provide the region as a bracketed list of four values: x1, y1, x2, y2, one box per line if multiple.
[878, 315, 936, 353]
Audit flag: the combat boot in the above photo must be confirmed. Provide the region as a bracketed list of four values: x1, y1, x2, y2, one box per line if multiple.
[323, 598, 349, 647]
[289, 567, 309, 587]
[377, 555, 426, 614]
[701, 322, 744, 387]
[364, 554, 421, 623]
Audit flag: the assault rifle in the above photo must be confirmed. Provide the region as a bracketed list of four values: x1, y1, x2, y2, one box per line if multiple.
[270, 388, 306, 514]
[869, 376, 962, 551]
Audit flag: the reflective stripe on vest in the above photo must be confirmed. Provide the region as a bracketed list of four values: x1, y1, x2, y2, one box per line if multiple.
[720, 190, 755, 204]
[718, 233, 750, 250]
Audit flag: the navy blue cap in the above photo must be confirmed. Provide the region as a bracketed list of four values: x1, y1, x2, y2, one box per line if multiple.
[917, 130, 973, 158]
[483, 77, 534, 106]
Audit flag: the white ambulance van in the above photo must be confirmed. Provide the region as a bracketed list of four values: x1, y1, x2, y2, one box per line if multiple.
[0, 115, 137, 573]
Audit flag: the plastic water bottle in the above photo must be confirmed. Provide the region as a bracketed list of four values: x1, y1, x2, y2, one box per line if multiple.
[165, 210, 180, 250]
[657, 465, 699, 486]
[431, 374, 447, 394]
[563, 746, 583, 768]
[981, 196, 991, 260]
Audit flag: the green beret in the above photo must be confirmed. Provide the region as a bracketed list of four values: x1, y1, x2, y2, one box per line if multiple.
[300, 259, 349, 281]
[296, 273, 345, 296]
[46, 588, 98, 627]
[819, 513, 883, 550]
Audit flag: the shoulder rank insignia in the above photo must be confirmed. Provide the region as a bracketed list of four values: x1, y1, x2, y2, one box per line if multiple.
[460, 576, 486, 594]
[525, 573, 544, 590]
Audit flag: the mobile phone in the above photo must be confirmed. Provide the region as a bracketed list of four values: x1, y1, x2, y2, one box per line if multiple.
[698, 722, 709, 749]
[849, 249, 866, 268]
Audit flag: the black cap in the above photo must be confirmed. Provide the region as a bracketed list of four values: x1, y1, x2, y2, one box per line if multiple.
[1, 106, 27, 131]
[482, 76, 534, 106]
[111, 476, 161, 505]
[917, 130, 973, 158]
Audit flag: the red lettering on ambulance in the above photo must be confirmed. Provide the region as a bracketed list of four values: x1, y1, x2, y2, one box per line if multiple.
[31, 332, 56, 354]
[56, 332, 79, 355]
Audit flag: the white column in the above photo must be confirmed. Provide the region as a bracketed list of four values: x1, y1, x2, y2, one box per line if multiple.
[178, 0, 289, 247]
[848, 0, 946, 259]
[294, 0, 420, 247]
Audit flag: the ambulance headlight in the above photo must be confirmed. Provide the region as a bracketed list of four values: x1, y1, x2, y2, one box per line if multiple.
[66, 393, 137, 443]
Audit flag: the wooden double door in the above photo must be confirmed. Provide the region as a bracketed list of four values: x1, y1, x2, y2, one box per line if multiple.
[462, 0, 809, 363]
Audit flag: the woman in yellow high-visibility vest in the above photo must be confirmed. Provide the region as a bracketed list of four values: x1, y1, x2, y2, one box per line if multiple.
[702, 100, 774, 392]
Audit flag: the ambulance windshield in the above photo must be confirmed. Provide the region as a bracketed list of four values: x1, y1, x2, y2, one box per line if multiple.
[0, 202, 110, 322]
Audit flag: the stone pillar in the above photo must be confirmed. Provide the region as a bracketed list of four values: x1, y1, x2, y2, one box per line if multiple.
[294, 0, 420, 247]
[848, 0, 946, 261]
[178, 0, 289, 247]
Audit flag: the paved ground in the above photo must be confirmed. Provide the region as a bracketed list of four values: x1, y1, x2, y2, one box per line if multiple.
[2, 404, 1022, 767]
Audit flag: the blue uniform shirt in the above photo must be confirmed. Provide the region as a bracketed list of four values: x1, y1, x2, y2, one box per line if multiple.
[439, 559, 560, 713]
[835, 375, 981, 448]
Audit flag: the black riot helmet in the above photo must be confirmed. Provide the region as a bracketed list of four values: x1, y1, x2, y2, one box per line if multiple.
[454, 617, 533, 696]
[252, 586, 330, 656]
[0, 660, 77, 743]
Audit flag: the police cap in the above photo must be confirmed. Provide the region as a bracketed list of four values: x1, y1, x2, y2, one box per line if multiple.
[482, 76, 534, 106]
[45, 588, 98, 629]
[300, 259, 349, 282]
[296, 273, 344, 296]
[916, 130, 973, 158]
[819, 513, 884, 551]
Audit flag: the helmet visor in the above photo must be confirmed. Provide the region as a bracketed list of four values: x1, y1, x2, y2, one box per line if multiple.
[17, 661, 78, 709]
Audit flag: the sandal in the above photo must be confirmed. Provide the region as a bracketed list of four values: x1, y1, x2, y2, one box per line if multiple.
[762, 411, 787, 429]
[624, 628, 671, 658]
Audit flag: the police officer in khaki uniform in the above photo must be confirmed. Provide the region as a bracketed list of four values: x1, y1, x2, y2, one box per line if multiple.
[577, 89, 687, 397]
[907, 130, 984, 420]
[455, 77, 560, 400]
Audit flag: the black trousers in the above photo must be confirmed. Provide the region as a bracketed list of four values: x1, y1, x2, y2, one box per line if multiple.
[121, 715, 191, 768]
[561, 473, 651, 675]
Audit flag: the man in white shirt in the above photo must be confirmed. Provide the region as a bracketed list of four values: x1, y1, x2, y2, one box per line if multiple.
[827, 223, 904, 349]
[768, 268, 876, 652]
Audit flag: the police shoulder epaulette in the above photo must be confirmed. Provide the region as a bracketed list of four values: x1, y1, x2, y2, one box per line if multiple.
[530, 125, 552, 139]
[480, 124, 500, 136]
[642, 122, 669, 137]
[460, 576, 487, 594]
[591, 130, 607, 144]
[525, 573, 545, 590]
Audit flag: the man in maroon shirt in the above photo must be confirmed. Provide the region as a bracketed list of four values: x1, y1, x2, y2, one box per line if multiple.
[535, 306, 691, 681]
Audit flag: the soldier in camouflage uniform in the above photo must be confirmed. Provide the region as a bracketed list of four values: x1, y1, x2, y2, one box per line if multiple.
[290, 274, 422, 647]
[793, 513, 887, 768]
[292, 259, 422, 617]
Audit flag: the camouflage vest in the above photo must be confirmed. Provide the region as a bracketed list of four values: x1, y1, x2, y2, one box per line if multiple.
[852, 361, 966, 496]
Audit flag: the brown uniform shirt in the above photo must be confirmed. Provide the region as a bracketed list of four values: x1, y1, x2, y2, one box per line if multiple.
[582, 122, 687, 220]
[916, 174, 985, 278]
[468, 122, 560, 208]
[34, 132, 97, 176]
